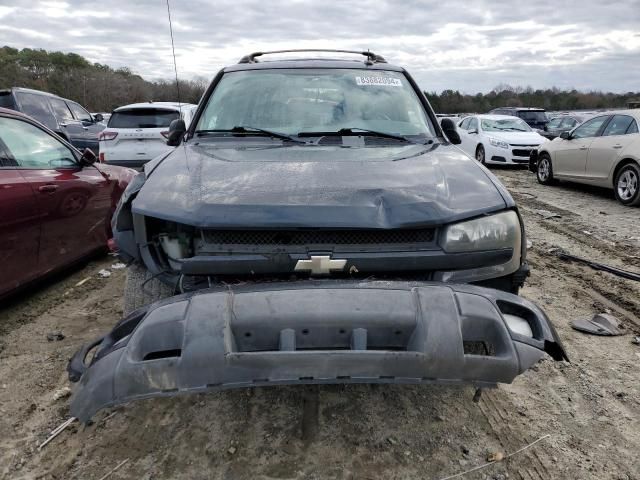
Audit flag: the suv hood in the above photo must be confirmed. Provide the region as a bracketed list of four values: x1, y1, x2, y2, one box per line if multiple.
[133, 142, 510, 228]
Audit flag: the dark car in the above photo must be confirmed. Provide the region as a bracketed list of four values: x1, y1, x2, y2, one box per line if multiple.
[67, 50, 566, 422]
[0, 107, 136, 300]
[0, 87, 105, 153]
[540, 114, 590, 140]
[489, 107, 548, 130]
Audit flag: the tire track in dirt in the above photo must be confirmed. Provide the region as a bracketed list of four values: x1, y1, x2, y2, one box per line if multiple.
[478, 391, 551, 480]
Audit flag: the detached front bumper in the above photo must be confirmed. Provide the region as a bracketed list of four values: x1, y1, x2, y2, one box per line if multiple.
[68, 281, 567, 422]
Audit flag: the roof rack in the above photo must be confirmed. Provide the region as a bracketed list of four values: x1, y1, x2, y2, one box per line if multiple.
[238, 49, 386, 65]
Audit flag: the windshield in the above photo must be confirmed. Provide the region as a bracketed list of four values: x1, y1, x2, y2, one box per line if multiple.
[195, 69, 434, 138]
[517, 111, 547, 123]
[481, 118, 531, 132]
[108, 109, 179, 129]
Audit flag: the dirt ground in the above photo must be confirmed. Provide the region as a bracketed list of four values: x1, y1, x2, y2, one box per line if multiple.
[1, 167, 639, 480]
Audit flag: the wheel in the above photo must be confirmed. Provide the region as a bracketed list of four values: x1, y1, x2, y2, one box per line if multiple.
[614, 163, 640, 206]
[536, 153, 555, 185]
[123, 263, 175, 315]
[475, 144, 486, 165]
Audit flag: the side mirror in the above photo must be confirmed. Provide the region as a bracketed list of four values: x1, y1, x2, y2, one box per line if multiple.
[543, 125, 548, 131]
[80, 148, 97, 166]
[560, 131, 571, 140]
[468, 129, 478, 135]
[93, 113, 104, 122]
[440, 118, 461, 145]
[167, 119, 186, 146]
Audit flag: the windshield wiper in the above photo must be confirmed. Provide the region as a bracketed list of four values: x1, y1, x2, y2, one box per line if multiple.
[298, 127, 416, 143]
[195, 126, 305, 143]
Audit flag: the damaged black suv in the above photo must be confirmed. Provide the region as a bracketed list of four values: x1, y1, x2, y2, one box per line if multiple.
[68, 50, 566, 422]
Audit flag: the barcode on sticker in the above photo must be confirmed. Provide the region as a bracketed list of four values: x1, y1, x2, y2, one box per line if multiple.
[355, 76, 402, 87]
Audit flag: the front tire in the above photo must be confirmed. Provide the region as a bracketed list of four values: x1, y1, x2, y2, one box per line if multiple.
[123, 263, 175, 315]
[614, 163, 640, 206]
[536, 153, 555, 185]
[475, 144, 486, 165]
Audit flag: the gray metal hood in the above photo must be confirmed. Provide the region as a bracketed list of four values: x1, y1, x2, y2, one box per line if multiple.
[133, 142, 510, 228]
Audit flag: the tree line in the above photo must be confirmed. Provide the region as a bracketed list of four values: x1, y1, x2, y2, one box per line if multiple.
[0, 46, 207, 111]
[424, 84, 640, 114]
[1, 46, 638, 114]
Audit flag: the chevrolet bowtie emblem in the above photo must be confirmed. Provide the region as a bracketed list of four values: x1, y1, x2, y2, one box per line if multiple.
[294, 255, 347, 275]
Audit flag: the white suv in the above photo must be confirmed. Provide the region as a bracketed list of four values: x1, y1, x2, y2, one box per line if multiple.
[98, 102, 197, 169]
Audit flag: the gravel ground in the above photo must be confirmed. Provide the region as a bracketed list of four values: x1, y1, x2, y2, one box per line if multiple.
[0, 167, 638, 480]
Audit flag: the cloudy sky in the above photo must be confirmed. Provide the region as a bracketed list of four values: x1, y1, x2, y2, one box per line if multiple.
[1, 0, 639, 93]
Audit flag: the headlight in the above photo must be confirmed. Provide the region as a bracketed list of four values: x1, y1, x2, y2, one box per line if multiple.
[489, 137, 509, 149]
[441, 211, 521, 253]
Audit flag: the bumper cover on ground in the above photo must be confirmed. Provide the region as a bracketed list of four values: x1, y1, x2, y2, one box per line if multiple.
[68, 281, 567, 422]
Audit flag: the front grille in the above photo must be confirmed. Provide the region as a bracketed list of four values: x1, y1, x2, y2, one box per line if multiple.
[203, 229, 436, 246]
[512, 149, 533, 157]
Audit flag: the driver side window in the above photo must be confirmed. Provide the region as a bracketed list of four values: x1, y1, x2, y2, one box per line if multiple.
[0, 117, 77, 169]
[572, 116, 609, 139]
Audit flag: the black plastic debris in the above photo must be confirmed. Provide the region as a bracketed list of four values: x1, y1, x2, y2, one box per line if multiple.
[571, 313, 623, 336]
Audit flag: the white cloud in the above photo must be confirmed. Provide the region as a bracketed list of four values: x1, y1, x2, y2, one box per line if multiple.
[1, 0, 639, 93]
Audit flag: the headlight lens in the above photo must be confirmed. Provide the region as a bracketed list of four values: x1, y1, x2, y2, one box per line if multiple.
[489, 137, 509, 149]
[441, 211, 521, 253]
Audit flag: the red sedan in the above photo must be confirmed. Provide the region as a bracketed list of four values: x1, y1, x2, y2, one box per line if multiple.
[0, 107, 137, 299]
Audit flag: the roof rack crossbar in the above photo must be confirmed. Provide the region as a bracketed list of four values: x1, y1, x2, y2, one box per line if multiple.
[238, 49, 386, 65]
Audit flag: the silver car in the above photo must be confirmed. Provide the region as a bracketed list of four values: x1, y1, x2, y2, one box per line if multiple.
[532, 109, 640, 206]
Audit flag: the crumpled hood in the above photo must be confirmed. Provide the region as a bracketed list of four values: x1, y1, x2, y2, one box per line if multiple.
[132, 142, 510, 228]
[486, 131, 547, 145]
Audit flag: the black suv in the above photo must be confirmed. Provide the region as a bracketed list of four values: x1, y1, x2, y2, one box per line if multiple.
[67, 50, 566, 422]
[489, 107, 548, 130]
[0, 87, 105, 152]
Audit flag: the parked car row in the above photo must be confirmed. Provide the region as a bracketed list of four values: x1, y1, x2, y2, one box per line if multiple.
[440, 103, 640, 206]
[539, 113, 591, 140]
[0, 87, 105, 153]
[0, 87, 196, 171]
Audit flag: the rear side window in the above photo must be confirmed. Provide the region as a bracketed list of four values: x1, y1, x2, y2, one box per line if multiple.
[0, 92, 15, 109]
[108, 109, 180, 128]
[602, 115, 635, 136]
[67, 102, 92, 122]
[14, 92, 57, 126]
[517, 111, 547, 123]
[49, 98, 74, 122]
[547, 118, 562, 129]
[560, 118, 578, 128]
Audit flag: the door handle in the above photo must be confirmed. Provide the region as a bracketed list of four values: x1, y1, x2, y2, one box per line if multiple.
[579, 146, 588, 150]
[59, 123, 67, 127]
[613, 145, 623, 149]
[38, 184, 59, 193]
[82, 126, 89, 130]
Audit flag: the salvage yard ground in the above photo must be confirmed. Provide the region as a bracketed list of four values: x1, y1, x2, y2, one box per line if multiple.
[1, 168, 639, 480]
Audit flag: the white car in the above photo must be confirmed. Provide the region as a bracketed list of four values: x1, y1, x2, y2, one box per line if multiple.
[534, 110, 640, 206]
[98, 102, 197, 169]
[456, 114, 547, 165]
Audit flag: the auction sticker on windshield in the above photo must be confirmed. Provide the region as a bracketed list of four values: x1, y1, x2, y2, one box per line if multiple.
[355, 76, 402, 87]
